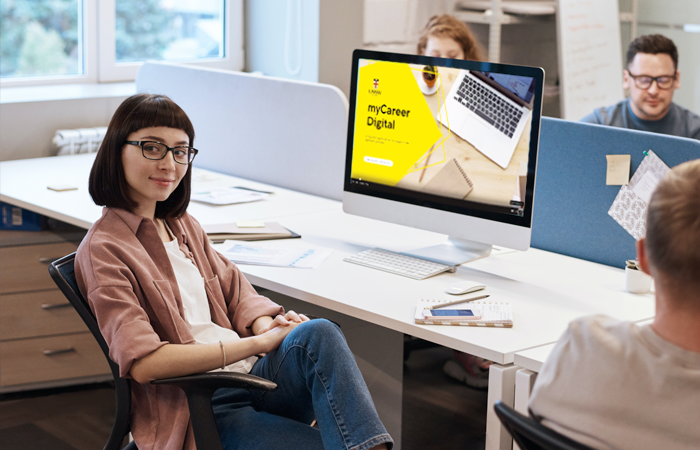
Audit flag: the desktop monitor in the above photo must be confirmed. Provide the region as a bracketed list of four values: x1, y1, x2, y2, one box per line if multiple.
[343, 50, 544, 265]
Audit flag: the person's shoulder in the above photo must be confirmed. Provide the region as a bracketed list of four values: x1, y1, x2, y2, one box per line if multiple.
[567, 314, 636, 346]
[580, 100, 627, 125]
[76, 209, 140, 271]
[547, 315, 637, 366]
[669, 102, 700, 138]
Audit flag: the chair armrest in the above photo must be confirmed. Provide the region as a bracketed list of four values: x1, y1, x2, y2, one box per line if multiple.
[151, 372, 277, 450]
[151, 371, 277, 391]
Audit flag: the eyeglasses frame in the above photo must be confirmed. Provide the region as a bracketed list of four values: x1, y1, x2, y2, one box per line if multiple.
[124, 140, 199, 165]
[626, 71, 677, 90]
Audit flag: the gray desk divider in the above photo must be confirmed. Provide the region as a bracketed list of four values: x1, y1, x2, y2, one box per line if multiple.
[136, 62, 348, 200]
[532, 117, 700, 268]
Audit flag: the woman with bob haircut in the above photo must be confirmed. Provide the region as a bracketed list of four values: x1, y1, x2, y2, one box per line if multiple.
[417, 14, 483, 61]
[75, 93, 392, 450]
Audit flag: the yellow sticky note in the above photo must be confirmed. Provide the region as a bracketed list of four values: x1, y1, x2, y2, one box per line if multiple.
[606, 155, 631, 185]
[236, 221, 265, 228]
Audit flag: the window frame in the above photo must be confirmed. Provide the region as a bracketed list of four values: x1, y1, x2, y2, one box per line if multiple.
[0, 0, 243, 88]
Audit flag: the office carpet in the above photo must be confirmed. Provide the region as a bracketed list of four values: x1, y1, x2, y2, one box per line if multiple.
[0, 423, 78, 450]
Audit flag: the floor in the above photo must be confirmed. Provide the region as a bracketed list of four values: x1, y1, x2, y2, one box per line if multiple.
[0, 343, 487, 450]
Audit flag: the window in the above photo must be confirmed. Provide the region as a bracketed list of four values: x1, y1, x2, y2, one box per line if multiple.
[1, 0, 84, 80]
[0, 0, 243, 87]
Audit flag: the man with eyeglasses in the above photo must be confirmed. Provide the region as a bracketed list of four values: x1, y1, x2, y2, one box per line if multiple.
[581, 34, 700, 139]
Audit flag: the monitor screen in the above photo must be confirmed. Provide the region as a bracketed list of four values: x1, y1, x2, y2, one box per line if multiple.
[344, 50, 544, 237]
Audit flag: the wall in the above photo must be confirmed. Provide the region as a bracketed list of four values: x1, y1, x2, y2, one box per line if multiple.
[0, 94, 128, 162]
[637, 0, 700, 114]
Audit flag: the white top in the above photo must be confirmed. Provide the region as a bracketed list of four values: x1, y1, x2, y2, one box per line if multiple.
[163, 237, 257, 374]
[528, 315, 700, 450]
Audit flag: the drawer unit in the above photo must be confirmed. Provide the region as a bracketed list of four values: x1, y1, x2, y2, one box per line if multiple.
[0, 242, 79, 294]
[1, 289, 88, 340]
[0, 332, 109, 387]
[0, 226, 111, 392]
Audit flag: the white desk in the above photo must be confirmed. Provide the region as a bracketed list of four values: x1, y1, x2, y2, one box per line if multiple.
[0, 154, 339, 229]
[0, 154, 656, 450]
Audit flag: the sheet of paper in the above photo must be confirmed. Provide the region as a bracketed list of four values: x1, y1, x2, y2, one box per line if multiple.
[219, 241, 332, 269]
[191, 187, 269, 205]
[632, 171, 660, 204]
[236, 221, 265, 228]
[628, 149, 670, 190]
[605, 154, 631, 185]
[608, 150, 670, 240]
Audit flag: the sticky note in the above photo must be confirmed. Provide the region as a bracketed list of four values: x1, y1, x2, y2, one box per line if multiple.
[606, 155, 631, 185]
[236, 221, 265, 228]
[47, 185, 78, 192]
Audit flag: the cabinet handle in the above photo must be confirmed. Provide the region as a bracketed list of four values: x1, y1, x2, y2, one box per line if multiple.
[43, 347, 76, 356]
[41, 302, 72, 310]
[39, 257, 62, 264]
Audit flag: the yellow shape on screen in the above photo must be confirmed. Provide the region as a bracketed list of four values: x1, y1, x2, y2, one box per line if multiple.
[351, 61, 442, 186]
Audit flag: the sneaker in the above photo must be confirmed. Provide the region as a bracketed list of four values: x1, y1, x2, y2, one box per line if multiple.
[443, 351, 493, 389]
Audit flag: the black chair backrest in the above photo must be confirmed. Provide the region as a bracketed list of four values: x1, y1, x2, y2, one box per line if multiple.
[49, 253, 134, 450]
[494, 401, 595, 450]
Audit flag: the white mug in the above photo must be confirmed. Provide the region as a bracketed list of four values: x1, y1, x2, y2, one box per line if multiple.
[625, 266, 652, 294]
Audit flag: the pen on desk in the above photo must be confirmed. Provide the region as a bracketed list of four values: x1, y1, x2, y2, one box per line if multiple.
[430, 294, 490, 309]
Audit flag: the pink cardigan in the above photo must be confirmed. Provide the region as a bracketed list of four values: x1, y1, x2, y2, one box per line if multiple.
[75, 208, 283, 450]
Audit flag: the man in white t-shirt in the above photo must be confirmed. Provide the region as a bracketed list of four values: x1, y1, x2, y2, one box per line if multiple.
[528, 159, 700, 450]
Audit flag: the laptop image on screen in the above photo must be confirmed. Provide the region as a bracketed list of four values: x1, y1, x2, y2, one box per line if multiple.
[439, 70, 535, 169]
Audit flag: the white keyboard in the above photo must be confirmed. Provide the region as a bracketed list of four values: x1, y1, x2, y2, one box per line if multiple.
[343, 248, 455, 280]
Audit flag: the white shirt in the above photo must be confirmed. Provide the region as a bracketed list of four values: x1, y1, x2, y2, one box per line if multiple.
[163, 237, 257, 374]
[528, 315, 700, 450]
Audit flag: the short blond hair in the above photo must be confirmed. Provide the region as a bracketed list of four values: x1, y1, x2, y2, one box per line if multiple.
[417, 15, 483, 61]
[645, 159, 700, 286]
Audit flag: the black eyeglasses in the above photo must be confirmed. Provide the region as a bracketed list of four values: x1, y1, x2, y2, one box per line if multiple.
[125, 141, 198, 165]
[627, 72, 677, 90]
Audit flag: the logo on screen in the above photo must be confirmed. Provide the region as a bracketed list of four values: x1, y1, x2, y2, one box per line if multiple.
[368, 78, 382, 96]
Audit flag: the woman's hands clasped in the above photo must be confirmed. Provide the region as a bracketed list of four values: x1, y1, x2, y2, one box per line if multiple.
[256, 311, 310, 353]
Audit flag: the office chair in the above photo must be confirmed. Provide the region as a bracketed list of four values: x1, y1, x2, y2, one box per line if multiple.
[494, 401, 595, 450]
[49, 253, 278, 450]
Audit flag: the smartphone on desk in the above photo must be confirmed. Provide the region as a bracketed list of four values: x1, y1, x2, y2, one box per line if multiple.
[422, 309, 482, 320]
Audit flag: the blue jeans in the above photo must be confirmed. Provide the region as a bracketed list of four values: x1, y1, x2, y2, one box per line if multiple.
[212, 319, 394, 450]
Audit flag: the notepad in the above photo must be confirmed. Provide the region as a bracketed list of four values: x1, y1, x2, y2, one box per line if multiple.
[422, 158, 474, 199]
[414, 299, 513, 327]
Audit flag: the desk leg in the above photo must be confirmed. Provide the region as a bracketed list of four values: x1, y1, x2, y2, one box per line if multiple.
[512, 369, 537, 450]
[485, 363, 520, 450]
[262, 292, 404, 450]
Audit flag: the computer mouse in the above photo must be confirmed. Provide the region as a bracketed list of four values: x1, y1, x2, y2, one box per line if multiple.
[445, 280, 486, 295]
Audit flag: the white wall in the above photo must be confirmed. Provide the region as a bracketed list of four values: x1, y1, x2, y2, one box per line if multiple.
[0, 95, 127, 162]
[637, 0, 700, 114]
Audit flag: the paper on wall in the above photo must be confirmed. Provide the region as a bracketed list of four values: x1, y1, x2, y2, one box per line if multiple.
[608, 150, 670, 240]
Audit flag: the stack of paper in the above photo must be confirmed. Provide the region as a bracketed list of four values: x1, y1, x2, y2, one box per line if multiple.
[219, 241, 332, 269]
[414, 299, 513, 327]
[202, 222, 299, 242]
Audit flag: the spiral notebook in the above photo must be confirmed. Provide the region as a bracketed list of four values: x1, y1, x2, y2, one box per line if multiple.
[414, 299, 513, 327]
[422, 158, 474, 199]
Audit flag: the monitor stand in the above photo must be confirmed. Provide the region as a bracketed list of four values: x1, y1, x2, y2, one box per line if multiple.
[401, 237, 492, 267]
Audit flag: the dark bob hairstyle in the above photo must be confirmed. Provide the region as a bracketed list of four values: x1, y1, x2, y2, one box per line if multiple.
[89, 93, 195, 219]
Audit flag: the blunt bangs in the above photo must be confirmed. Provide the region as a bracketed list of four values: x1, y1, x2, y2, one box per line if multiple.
[89, 94, 196, 219]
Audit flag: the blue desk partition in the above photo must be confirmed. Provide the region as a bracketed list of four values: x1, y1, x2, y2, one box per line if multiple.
[532, 118, 700, 268]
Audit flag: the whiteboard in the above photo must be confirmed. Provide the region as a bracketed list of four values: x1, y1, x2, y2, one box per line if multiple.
[557, 0, 624, 120]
